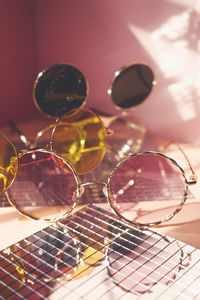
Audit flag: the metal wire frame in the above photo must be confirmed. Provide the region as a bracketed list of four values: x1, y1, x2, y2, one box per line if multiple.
[4, 145, 197, 229]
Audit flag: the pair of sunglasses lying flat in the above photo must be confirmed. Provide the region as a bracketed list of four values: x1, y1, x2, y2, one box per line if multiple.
[0, 63, 197, 229]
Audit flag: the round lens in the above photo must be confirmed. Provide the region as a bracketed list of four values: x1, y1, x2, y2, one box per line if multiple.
[51, 108, 107, 174]
[0, 132, 18, 194]
[33, 64, 88, 118]
[107, 229, 183, 294]
[6, 149, 80, 221]
[109, 63, 154, 110]
[107, 153, 187, 226]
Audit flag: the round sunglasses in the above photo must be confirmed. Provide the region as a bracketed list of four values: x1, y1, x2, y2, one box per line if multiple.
[9, 62, 153, 172]
[33, 62, 155, 116]
[2, 131, 197, 228]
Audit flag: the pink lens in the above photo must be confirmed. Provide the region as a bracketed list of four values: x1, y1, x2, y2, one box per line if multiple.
[7, 150, 79, 220]
[108, 153, 186, 225]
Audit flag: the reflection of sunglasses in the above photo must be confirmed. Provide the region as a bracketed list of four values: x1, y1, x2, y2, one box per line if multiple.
[0, 207, 106, 297]
[2, 127, 197, 228]
[0, 205, 191, 298]
[106, 229, 184, 294]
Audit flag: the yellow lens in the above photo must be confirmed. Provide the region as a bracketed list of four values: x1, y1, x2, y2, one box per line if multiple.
[0, 132, 18, 194]
[51, 109, 106, 174]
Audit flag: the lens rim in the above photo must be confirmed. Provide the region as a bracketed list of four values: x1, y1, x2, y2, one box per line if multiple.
[50, 108, 107, 175]
[33, 63, 89, 118]
[0, 131, 19, 194]
[108, 62, 155, 112]
[6, 148, 81, 222]
[106, 151, 188, 228]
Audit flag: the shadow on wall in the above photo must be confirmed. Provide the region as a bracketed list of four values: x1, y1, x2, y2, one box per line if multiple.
[34, 0, 200, 143]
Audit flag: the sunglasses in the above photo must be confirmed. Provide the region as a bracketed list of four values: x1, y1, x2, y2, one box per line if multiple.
[9, 62, 154, 173]
[1, 127, 197, 228]
[33, 62, 155, 117]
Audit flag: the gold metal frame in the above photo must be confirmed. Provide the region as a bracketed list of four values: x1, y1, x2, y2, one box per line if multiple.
[50, 108, 108, 174]
[8, 107, 109, 174]
[5, 148, 82, 223]
[106, 151, 195, 229]
[4, 140, 197, 229]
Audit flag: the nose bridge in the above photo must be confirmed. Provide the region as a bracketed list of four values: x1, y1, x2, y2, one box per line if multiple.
[80, 181, 107, 203]
[81, 181, 106, 193]
[81, 181, 106, 188]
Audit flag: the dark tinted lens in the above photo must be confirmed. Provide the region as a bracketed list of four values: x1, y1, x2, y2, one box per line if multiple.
[33, 64, 88, 117]
[110, 64, 154, 109]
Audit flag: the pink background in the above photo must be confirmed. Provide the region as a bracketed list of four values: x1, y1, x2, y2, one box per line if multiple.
[0, 0, 200, 143]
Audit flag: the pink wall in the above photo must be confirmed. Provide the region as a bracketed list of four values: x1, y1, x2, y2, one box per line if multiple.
[1, 0, 200, 143]
[0, 0, 39, 126]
